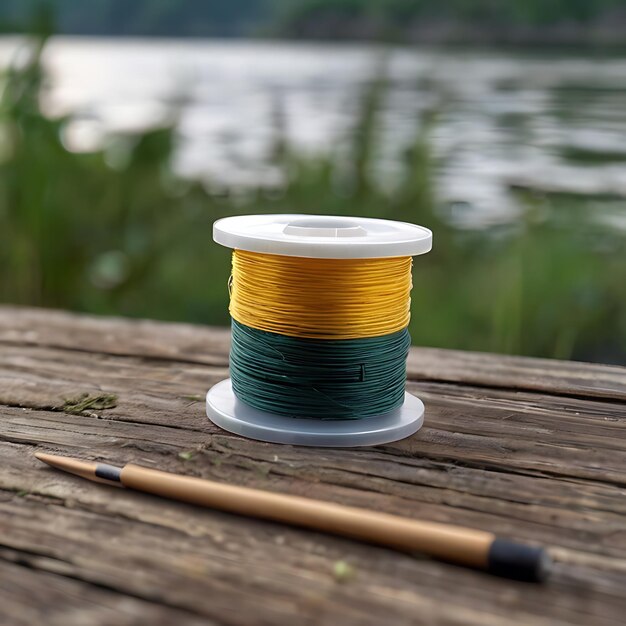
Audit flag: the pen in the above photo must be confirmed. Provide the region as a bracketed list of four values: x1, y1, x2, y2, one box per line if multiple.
[35, 452, 551, 582]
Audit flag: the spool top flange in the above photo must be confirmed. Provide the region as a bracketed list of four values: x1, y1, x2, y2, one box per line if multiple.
[213, 214, 432, 259]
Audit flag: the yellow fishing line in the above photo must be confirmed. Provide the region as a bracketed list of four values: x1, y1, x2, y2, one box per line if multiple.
[229, 249, 412, 340]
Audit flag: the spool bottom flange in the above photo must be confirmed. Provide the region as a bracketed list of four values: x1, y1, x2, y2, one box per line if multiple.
[206, 378, 424, 447]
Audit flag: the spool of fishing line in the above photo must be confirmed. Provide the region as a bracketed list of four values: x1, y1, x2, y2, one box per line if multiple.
[206, 214, 432, 447]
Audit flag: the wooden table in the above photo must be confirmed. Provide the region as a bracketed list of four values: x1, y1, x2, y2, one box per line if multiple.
[1, 306, 625, 626]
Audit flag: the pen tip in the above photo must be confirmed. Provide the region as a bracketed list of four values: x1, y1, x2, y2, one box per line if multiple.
[35, 452, 55, 464]
[34, 452, 98, 478]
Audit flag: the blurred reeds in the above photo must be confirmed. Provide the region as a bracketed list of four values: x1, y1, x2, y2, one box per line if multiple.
[1, 40, 624, 363]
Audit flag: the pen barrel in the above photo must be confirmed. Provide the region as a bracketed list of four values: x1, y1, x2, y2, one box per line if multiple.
[122, 465, 551, 580]
[121, 464, 492, 567]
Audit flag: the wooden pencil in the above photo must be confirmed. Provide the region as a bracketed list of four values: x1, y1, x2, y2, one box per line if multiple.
[35, 452, 551, 582]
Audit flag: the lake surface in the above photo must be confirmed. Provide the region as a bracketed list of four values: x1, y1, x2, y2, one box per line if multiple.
[1, 36, 626, 225]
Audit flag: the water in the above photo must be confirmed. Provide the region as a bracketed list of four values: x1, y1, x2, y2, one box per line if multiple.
[2, 36, 626, 225]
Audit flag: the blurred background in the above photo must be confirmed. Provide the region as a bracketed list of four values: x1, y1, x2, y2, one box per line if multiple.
[0, 1, 625, 364]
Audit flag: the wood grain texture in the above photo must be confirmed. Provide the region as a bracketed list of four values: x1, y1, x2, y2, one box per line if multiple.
[0, 305, 625, 625]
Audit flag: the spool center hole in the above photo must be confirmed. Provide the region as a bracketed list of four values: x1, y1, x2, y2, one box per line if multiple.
[284, 218, 366, 238]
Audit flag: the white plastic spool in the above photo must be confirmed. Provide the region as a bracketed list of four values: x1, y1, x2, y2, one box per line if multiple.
[207, 214, 432, 447]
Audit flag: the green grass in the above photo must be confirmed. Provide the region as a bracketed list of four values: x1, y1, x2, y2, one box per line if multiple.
[1, 41, 625, 363]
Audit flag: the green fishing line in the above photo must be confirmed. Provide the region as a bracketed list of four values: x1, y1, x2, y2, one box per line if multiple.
[230, 319, 411, 420]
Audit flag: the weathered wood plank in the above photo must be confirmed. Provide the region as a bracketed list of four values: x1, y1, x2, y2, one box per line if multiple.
[1, 342, 625, 552]
[1, 343, 624, 487]
[0, 305, 231, 365]
[0, 560, 209, 626]
[1, 454, 625, 626]
[1, 305, 624, 400]
[0, 425, 624, 563]
[1, 409, 625, 557]
[0, 305, 625, 625]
